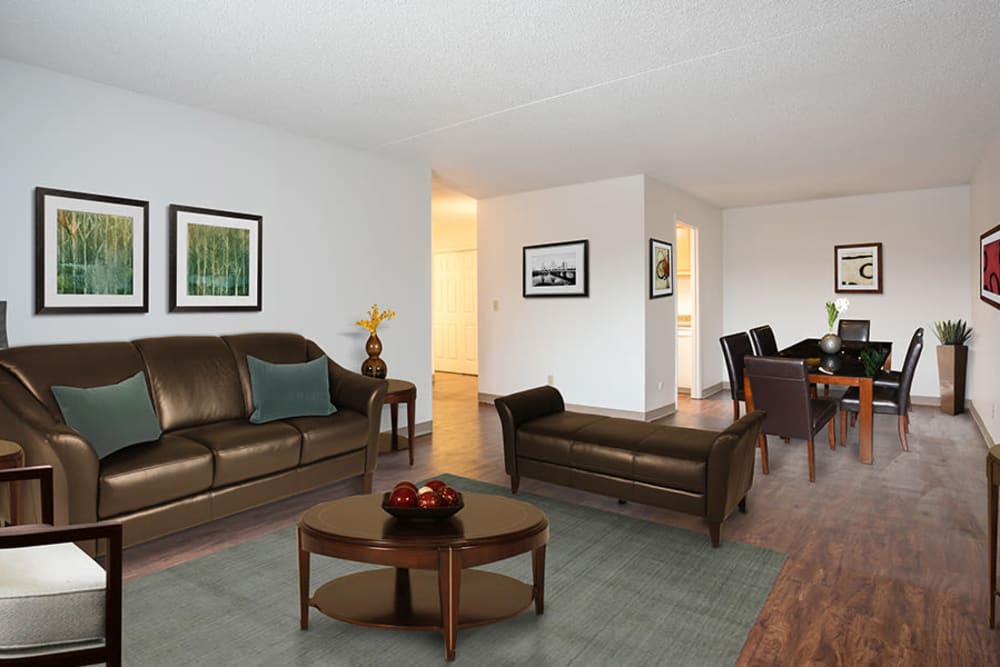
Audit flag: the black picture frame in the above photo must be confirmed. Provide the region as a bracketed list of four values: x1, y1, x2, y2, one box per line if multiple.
[35, 187, 149, 314]
[982, 222, 1000, 311]
[522, 239, 589, 298]
[834, 242, 883, 294]
[169, 204, 263, 312]
[649, 238, 673, 299]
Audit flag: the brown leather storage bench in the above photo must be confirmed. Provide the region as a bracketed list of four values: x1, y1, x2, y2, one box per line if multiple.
[495, 386, 765, 546]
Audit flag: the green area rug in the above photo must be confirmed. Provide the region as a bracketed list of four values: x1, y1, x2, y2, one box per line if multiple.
[124, 475, 785, 666]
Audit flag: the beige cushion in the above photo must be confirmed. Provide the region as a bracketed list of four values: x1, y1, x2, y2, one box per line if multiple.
[0, 542, 106, 653]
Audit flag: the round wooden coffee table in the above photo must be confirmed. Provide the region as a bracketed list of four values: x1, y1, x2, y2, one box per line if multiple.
[297, 491, 548, 661]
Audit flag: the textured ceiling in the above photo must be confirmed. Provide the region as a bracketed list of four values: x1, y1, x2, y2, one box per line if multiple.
[1, 1, 998, 207]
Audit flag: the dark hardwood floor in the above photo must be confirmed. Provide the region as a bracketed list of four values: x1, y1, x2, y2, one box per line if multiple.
[123, 373, 1000, 665]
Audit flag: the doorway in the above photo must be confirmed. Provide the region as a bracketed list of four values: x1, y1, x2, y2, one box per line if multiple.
[675, 221, 699, 397]
[431, 180, 478, 375]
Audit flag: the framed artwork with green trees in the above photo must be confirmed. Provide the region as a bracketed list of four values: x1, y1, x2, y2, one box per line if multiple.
[169, 204, 262, 312]
[35, 187, 149, 314]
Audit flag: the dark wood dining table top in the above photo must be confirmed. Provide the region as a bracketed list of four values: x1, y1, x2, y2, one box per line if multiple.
[777, 338, 893, 378]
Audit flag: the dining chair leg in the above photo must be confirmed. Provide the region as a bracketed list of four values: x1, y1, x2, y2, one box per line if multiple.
[828, 418, 836, 449]
[823, 385, 829, 397]
[807, 437, 816, 482]
[898, 415, 909, 451]
[905, 413, 910, 433]
[758, 434, 769, 474]
[732, 400, 740, 422]
[850, 412, 857, 428]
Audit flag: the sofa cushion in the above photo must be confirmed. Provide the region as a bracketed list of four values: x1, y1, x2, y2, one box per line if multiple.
[52, 371, 162, 460]
[0, 542, 105, 652]
[98, 434, 213, 518]
[285, 410, 368, 465]
[133, 336, 246, 431]
[573, 417, 661, 450]
[178, 420, 302, 487]
[247, 355, 336, 424]
[223, 333, 312, 416]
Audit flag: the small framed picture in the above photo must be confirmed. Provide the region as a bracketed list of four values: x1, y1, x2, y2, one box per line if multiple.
[522, 239, 589, 298]
[35, 187, 149, 314]
[170, 204, 262, 312]
[649, 238, 673, 299]
[982, 222, 1000, 311]
[834, 242, 883, 293]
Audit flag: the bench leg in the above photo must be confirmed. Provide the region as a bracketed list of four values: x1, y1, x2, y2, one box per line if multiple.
[362, 472, 373, 494]
[738, 496, 747, 513]
[510, 473, 520, 494]
[708, 522, 721, 548]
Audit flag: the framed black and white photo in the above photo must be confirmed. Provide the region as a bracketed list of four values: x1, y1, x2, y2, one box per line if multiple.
[835, 242, 883, 293]
[522, 239, 589, 298]
[649, 238, 673, 299]
[170, 204, 262, 312]
[35, 187, 149, 314]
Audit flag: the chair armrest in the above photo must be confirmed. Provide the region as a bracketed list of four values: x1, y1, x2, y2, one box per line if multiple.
[0, 465, 53, 524]
[0, 519, 121, 549]
[494, 386, 565, 476]
[705, 410, 765, 523]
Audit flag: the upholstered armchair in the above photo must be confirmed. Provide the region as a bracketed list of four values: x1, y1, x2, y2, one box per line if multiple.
[0, 465, 122, 666]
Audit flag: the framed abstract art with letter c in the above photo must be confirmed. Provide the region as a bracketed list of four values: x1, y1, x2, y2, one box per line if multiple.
[834, 242, 882, 294]
[982, 223, 1000, 311]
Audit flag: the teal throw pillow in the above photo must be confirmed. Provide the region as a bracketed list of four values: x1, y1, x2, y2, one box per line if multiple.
[247, 355, 337, 424]
[51, 371, 163, 459]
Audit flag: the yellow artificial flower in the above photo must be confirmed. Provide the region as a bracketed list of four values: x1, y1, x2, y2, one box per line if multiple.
[355, 304, 396, 335]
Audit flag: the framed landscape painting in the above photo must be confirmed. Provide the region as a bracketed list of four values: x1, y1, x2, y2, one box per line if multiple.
[35, 187, 149, 314]
[170, 204, 262, 312]
[982, 222, 1000, 311]
[523, 239, 589, 297]
[649, 238, 673, 299]
[834, 242, 883, 294]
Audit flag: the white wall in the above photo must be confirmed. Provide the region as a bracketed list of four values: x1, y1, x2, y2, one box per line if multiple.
[723, 186, 972, 400]
[970, 130, 1000, 444]
[478, 175, 646, 413]
[0, 59, 433, 425]
[645, 177, 724, 404]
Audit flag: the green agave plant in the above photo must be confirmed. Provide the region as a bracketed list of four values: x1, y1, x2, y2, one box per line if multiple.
[933, 319, 973, 345]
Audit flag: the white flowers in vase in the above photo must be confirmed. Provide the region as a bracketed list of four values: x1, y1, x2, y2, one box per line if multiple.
[825, 298, 850, 333]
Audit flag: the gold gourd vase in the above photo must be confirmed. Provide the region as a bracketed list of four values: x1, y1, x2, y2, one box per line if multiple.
[361, 332, 387, 379]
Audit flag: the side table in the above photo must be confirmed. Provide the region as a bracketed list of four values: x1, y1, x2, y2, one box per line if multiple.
[989, 444, 1000, 627]
[385, 379, 416, 466]
[0, 440, 25, 526]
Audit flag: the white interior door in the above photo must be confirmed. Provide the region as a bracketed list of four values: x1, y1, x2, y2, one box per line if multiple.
[433, 250, 478, 374]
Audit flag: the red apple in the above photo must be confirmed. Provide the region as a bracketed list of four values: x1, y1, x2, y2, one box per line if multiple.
[388, 487, 418, 508]
[393, 481, 418, 494]
[425, 480, 447, 493]
[438, 486, 459, 506]
[417, 491, 442, 508]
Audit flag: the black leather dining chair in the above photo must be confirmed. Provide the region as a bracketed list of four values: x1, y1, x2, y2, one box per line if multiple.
[873, 327, 923, 391]
[745, 356, 839, 482]
[720, 332, 754, 422]
[838, 319, 871, 342]
[749, 325, 778, 356]
[841, 328, 923, 451]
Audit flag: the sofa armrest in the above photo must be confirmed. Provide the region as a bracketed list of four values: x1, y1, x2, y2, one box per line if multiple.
[0, 371, 99, 527]
[494, 386, 565, 476]
[705, 410, 765, 523]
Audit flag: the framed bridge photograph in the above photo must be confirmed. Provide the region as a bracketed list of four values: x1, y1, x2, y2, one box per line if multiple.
[170, 204, 262, 312]
[523, 239, 589, 298]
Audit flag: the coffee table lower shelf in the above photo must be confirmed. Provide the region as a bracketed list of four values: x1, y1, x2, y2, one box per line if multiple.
[311, 568, 534, 631]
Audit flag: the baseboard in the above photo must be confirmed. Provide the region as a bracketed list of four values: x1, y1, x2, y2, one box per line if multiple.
[379, 419, 432, 438]
[969, 404, 995, 448]
[479, 392, 675, 422]
[699, 382, 724, 398]
[677, 387, 691, 396]
[910, 394, 941, 407]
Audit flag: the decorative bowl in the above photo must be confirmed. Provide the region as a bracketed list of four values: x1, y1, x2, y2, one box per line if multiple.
[381, 491, 464, 521]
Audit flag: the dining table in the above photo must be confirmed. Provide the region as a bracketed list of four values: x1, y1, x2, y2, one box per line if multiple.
[743, 338, 892, 466]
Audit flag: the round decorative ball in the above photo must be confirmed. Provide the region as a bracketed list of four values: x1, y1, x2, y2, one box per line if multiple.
[819, 333, 842, 355]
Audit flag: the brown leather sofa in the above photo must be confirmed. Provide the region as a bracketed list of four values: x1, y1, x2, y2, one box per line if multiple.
[0, 333, 387, 548]
[495, 386, 765, 546]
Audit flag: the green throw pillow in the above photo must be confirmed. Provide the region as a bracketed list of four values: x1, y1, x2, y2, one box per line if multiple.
[247, 355, 337, 424]
[51, 371, 163, 459]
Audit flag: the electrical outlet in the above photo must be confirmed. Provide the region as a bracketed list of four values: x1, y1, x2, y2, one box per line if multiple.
[492, 299, 499, 312]
[657, 381, 664, 390]
[547, 375, 554, 386]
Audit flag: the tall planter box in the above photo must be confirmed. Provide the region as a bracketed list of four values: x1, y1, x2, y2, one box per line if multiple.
[936, 345, 968, 415]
